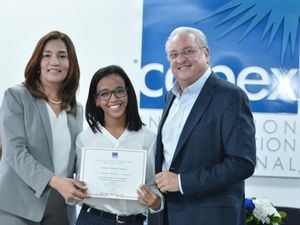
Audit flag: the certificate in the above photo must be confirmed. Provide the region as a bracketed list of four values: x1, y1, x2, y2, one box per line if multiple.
[80, 147, 147, 200]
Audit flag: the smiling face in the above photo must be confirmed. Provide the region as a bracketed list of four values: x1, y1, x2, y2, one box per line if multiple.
[168, 32, 209, 91]
[95, 74, 128, 126]
[40, 39, 69, 88]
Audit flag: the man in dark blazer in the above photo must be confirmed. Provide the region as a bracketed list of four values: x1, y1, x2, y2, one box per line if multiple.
[154, 27, 256, 225]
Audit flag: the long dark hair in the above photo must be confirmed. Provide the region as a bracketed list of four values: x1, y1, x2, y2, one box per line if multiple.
[24, 31, 80, 115]
[86, 65, 143, 133]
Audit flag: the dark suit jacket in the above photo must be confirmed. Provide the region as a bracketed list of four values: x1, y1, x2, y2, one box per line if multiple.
[155, 73, 256, 225]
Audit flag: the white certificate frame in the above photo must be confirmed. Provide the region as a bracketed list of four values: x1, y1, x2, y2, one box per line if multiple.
[80, 147, 147, 200]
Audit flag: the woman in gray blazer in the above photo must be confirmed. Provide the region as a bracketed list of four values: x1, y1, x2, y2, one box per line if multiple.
[0, 135, 2, 160]
[0, 31, 89, 225]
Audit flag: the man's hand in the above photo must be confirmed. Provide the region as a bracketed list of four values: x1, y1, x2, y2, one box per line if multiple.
[155, 171, 179, 192]
[49, 176, 90, 202]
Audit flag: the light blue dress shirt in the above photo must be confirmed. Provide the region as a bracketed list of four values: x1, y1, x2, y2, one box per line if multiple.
[161, 67, 212, 193]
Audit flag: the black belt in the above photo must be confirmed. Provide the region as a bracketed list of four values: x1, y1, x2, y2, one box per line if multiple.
[82, 203, 146, 224]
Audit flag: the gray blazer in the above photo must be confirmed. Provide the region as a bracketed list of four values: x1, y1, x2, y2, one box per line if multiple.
[0, 84, 83, 222]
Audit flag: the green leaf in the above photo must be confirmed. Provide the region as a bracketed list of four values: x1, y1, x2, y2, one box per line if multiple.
[279, 211, 287, 218]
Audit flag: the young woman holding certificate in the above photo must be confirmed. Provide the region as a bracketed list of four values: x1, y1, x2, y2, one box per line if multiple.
[75, 65, 163, 225]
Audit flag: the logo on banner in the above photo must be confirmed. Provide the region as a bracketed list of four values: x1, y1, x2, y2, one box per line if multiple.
[141, 0, 300, 113]
[112, 152, 118, 158]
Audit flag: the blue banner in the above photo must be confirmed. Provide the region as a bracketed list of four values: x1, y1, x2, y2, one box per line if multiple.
[141, 0, 300, 113]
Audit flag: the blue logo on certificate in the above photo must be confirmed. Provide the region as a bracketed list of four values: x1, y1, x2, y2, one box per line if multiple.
[112, 152, 118, 158]
[141, 0, 300, 113]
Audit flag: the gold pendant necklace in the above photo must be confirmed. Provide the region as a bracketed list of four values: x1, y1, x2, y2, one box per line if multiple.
[48, 97, 62, 105]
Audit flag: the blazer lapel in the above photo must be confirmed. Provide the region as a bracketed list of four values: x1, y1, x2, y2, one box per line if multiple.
[67, 115, 77, 145]
[171, 74, 219, 163]
[155, 92, 175, 172]
[35, 99, 53, 160]
[158, 92, 176, 134]
[66, 112, 79, 174]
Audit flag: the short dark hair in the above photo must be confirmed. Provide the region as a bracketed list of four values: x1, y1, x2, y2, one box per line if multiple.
[86, 65, 143, 133]
[24, 31, 80, 115]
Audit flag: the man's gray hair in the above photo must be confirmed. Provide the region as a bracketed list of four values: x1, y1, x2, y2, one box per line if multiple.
[165, 27, 209, 52]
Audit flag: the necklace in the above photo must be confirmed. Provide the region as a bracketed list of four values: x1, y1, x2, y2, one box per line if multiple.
[48, 97, 62, 105]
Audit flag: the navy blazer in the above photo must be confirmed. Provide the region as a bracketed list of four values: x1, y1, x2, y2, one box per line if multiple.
[155, 73, 256, 225]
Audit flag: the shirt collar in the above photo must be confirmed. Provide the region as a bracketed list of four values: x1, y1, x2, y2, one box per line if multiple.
[172, 67, 212, 98]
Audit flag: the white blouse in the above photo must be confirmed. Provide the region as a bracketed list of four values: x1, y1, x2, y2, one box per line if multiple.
[46, 103, 71, 176]
[76, 125, 163, 215]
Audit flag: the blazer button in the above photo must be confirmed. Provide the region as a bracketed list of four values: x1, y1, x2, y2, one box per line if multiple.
[169, 167, 177, 173]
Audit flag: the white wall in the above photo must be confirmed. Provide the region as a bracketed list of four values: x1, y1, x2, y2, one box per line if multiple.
[0, 0, 143, 108]
[0, 0, 299, 209]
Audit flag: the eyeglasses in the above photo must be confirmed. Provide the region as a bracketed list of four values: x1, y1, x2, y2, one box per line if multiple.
[167, 47, 204, 60]
[95, 87, 128, 100]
